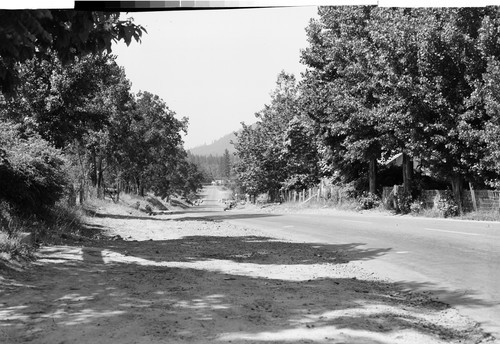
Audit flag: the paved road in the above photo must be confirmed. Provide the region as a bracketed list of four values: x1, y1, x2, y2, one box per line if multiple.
[194, 186, 500, 338]
[228, 211, 500, 337]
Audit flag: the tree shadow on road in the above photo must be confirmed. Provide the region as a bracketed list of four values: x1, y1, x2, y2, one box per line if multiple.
[0, 234, 494, 344]
[99, 235, 391, 265]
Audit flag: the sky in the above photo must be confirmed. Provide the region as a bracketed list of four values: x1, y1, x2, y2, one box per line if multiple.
[111, 7, 319, 149]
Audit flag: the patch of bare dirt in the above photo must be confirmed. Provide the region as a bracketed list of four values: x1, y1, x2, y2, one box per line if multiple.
[0, 201, 495, 344]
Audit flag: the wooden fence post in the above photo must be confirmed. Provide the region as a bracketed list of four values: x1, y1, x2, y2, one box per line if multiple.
[469, 182, 477, 212]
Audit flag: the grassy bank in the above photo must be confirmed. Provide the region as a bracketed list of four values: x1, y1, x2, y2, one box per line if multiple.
[0, 201, 86, 263]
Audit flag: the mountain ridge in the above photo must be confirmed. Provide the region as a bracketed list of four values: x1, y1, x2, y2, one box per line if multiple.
[188, 131, 237, 156]
[188, 123, 259, 156]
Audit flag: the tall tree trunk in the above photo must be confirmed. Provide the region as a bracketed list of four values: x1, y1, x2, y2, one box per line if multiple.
[115, 172, 121, 203]
[402, 153, 413, 194]
[97, 155, 104, 199]
[75, 140, 87, 204]
[451, 175, 464, 215]
[79, 182, 85, 204]
[67, 184, 76, 207]
[90, 149, 97, 187]
[368, 157, 377, 194]
[135, 177, 140, 195]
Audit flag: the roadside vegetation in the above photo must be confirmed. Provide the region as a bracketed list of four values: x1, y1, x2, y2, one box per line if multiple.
[233, 7, 500, 220]
[0, 11, 204, 261]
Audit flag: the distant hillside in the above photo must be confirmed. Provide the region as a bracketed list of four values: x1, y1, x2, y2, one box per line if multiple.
[188, 131, 237, 156]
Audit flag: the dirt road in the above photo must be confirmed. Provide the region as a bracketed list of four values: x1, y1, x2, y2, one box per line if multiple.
[0, 190, 494, 343]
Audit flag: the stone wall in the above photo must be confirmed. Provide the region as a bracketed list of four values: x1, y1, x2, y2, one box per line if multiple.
[382, 186, 500, 211]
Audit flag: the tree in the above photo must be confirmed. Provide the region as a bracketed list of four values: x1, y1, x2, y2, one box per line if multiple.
[166, 158, 204, 200]
[0, 10, 146, 95]
[220, 149, 231, 179]
[300, 7, 500, 213]
[462, 57, 500, 188]
[120, 91, 188, 198]
[233, 122, 271, 198]
[281, 115, 321, 190]
[394, 8, 500, 212]
[187, 152, 236, 182]
[0, 52, 136, 201]
[234, 72, 314, 200]
[2, 52, 123, 148]
[300, 6, 385, 194]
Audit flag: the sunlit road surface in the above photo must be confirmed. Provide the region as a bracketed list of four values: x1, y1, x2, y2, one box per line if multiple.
[191, 186, 500, 338]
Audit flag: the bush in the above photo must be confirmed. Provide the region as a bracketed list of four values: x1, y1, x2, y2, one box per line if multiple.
[39, 202, 84, 241]
[0, 201, 36, 260]
[0, 231, 35, 261]
[409, 200, 425, 214]
[358, 192, 381, 210]
[1, 198, 85, 257]
[0, 122, 69, 216]
[395, 190, 413, 214]
[436, 190, 459, 218]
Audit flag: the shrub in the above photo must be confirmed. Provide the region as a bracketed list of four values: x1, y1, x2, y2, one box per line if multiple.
[395, 190, 413, 214]
[38, 202, 84, 241]
[409, 200, 425, 214]
[0, 201, 12, 233]
[358, 192, 381, 210]
[0, 231, 35, 261]
[0, 201, 36, 260]
[0, 122, 69, 216]
[330, 182, 359, 202]
[436, 190, 459, 218]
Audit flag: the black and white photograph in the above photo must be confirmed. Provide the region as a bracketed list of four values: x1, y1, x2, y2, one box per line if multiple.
[0, 1, 499, 343]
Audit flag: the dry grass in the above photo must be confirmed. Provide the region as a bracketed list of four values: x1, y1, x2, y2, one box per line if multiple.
[414, 207, 443, 218]
[0, 199, 86, 262]
[0, 231, 35, 262]
[459, 209, 500, 222]
[413, 206, 500, 222]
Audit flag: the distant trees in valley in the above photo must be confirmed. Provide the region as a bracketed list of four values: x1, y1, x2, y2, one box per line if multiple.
[188, 148, 234, 182]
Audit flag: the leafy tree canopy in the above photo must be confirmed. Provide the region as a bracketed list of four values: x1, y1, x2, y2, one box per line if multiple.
[0, 10, 146, 95]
